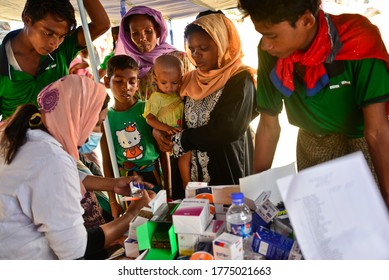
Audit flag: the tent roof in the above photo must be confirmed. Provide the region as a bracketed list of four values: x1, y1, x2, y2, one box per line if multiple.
[0, 0, 239, 25]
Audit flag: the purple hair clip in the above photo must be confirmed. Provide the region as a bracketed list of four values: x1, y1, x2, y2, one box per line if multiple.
[38, 88, 60, 113]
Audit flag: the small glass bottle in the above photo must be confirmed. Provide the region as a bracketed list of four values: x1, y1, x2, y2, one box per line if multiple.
[226, 192, 252, 238]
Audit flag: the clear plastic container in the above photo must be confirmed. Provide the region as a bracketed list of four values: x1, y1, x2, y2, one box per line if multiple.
[130, 180, 144, 198]
[226, 192, 252, 238]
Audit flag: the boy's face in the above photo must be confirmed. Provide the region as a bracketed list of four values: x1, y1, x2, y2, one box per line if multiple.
[154, 67, 182, 95]
[23, 13, 69, 55]
[104, 68, 138, 103]
[251, 11, 316, 59]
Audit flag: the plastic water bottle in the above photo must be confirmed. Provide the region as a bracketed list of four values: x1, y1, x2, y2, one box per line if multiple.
[226, 192, 252, 238]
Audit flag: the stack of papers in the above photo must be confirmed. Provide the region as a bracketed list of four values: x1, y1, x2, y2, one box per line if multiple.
[277, 152, 389, 260]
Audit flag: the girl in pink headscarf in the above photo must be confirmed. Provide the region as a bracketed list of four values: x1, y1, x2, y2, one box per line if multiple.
[115, 5, 193, 101]
[0, 75, 154, 259]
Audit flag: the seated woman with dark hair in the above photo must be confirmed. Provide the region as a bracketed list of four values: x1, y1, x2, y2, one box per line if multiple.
[0, 75, 154, 259]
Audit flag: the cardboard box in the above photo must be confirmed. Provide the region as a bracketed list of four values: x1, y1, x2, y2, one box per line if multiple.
[199, 220, 225, 242]
[251, 200, 279, 233]
[270, 214, 294, 238]
[252, 212, 270, 234]
[150, 202, 180, 223]
[176, 220, 225, 257]
[215, 213, 226, 222]
[172, 198, 210, 234]
[211, 185, 240, 205]
[177, 233, 199, 256]
[244, 191, 271, 211]
[251, 226, 302, 260]
[214, 203, 229, 214]
[185, 182, 209, 198]
[148, 190, 167, 214]
[256, 199, 279, 223]
[124, 238, 139, 258]
[136, 221, 178, 260]
[185, 186, 215, 215]
[128, 207, 153, 240]
[213, 232, 244, 260]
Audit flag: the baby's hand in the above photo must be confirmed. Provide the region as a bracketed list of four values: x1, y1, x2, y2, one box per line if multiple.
[166, 126, 181, 135]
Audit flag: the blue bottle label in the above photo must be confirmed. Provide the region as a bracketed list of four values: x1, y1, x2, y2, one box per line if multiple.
[228, 222, 252, 238]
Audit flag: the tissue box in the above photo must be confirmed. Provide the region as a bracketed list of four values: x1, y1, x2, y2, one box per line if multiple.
[251, 226, 302, 260]
[173, 198, 210, 234]
[213, 232, 243, 260]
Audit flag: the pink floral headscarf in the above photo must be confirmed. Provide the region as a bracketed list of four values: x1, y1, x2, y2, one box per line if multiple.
[115, 5, 177, 78]
[37, 75, 107, 160]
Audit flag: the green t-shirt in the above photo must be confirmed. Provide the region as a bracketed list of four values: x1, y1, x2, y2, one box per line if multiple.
[107, 100, 159, 171]
[0, 30, 80, 120]
[257, 48, 389, 138]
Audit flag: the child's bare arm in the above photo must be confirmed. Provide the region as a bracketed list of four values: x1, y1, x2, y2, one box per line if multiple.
[145, 114, 180, 135]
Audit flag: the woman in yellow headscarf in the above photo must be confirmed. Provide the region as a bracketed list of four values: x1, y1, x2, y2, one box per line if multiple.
[154, 14, 257, 199]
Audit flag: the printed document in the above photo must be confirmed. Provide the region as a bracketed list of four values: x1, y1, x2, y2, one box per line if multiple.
[277, 152, 389, 259]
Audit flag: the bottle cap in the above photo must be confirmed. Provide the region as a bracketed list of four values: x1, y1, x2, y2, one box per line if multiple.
[231, 192, 244, 204]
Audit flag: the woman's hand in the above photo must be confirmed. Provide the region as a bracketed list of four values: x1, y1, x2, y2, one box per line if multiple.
[152, 128, 173, 152]
[125, 190, 156, 214]
[112, 176, 154, 196]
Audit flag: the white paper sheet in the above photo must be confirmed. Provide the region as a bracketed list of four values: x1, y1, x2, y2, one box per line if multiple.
[277, 151, 389, 260]
[239, 162, 296, 205]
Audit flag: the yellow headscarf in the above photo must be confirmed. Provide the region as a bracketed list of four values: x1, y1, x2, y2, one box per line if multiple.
[180, 14, 254, 100]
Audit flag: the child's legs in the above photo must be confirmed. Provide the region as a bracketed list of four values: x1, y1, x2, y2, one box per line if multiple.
[159, 151, 172, 197]
[170, 156, 184, 200]
[178, 152, 191, 189]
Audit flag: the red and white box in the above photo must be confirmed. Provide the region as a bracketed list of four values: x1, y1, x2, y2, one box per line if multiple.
[173, 198, 210, 234]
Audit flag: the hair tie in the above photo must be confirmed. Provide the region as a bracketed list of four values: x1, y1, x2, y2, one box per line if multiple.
[29, 112, 43, 128]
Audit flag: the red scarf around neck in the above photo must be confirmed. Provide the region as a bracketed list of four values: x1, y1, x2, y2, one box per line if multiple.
[272, 10, 389, 97]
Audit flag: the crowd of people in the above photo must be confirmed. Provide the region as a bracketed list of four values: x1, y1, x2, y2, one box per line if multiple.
[0, 0, 388, 259]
